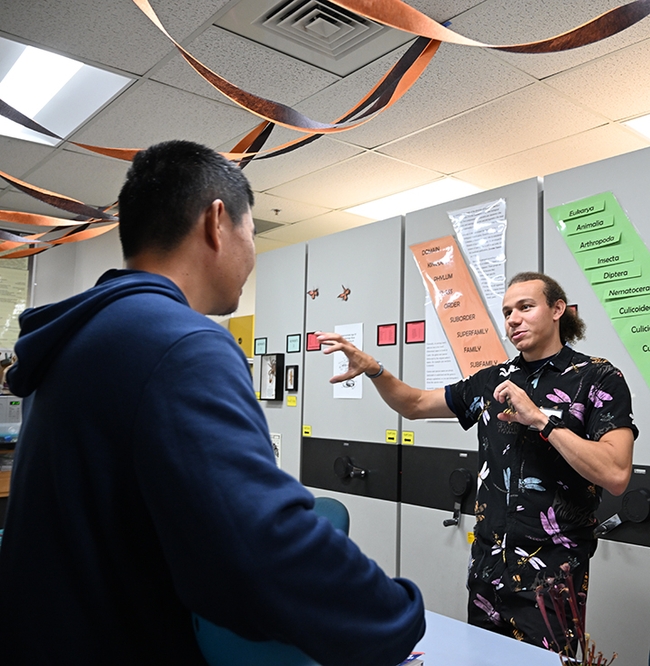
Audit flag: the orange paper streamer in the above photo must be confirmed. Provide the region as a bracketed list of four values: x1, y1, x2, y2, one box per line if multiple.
[330, 0, 650, 53]
[1, 0, 649, 256]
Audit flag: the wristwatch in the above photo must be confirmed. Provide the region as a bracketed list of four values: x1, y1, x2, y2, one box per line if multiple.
[540, 414, 566, 441]
[365, 361, 384, 379]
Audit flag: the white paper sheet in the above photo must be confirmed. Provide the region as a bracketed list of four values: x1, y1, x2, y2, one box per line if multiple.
[333, 322, 363, 399]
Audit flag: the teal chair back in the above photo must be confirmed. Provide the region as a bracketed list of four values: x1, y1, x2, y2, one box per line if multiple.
[193, 496, 350, 666]
[312, 496, 350, 535]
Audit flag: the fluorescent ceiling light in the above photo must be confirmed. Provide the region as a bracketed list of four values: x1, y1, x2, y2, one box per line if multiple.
[0, 47, 83, 117]
[0, 36, 132, 146]
[624, 113, 650, 140]
[345, 177, 484, 220]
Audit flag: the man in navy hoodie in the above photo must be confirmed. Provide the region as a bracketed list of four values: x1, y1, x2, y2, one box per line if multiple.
[0, 140, 424, 665]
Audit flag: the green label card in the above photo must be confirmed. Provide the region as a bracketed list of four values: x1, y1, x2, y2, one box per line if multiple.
[548, 192, 650, 390]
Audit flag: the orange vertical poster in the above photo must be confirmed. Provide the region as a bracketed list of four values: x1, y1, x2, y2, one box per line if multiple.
[410, 236, 507, 376]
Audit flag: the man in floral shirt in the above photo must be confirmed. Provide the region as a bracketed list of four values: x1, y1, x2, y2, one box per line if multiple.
[317, 272, 637, 648]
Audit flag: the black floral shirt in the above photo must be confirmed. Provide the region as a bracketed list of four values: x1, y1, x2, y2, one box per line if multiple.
[448, 345, 638, 592]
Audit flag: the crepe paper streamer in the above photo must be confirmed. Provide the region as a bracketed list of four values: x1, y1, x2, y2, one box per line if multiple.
[249, 36, 440, 163]
[0, 99, 140, 162]
[330, 0, 650, 53]
[0, 169, 116, 221]
[2, 0, 649, 256]
[134, 0, 401, 134]
[0, 168, 119, 259]
[0, 209, 97, 227]
[46, 223, 120, 246]
[0, 229, 49, 248]
[0, 223, 118, 259]
[133, 0, 650, 135]
[236, 121, 275, 169]
[0, 33, 439, 166]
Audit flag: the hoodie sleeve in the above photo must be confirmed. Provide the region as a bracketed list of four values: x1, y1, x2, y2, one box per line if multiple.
[131, 328, 425, 666]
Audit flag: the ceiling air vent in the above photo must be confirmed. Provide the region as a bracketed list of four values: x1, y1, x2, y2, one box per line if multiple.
[214, 0, 413, 76]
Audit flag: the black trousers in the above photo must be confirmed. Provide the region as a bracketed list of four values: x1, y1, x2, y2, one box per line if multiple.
[467, 561, 589, 653]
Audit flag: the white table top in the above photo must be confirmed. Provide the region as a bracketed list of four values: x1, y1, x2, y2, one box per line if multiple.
[414, 610, 559, 665]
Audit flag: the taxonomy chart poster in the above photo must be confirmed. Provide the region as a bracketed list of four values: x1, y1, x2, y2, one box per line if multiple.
[548, 192, 650, 389]
[410, 235, 508, 379]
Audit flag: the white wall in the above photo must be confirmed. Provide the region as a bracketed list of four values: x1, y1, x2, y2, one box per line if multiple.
[30, 229, 257, 320]
[31, 228, 123, 307]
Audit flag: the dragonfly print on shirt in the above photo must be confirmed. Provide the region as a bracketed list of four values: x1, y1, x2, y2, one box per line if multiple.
[588, 384, 613, 408]
[514, 546, 546, 570]
[518, 460, 546, 494]
[540, 506, 577, 549]
[467, 395, 491, 425]
[518, 476, 546, 493]
[477, 461, 490, 491]
[473, 593, 503, 626]
[546, 387, 585, 422]
[450, 345, 637, 594]
[491, 532, 506, 560]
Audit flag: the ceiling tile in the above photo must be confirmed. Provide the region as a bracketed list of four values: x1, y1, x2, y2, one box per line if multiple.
[378, 83, 606, 173]
[26, 149, 129, 208]
[259, 210, 374, 245]
[69, 80, 258, 150]
[0, 137, 54, 180]
[243, 136, 364, 191]
[297, 43, 534, 149]
[2, 0, 650, 257]
[407, 0, 486, 22]
[254, 236, 290, 254]
[267, 152, 441, 209]
[152, 26, 339, 106]
[449, 0, 650, 79]
[252, 192, 331, 224]
[456, 124, 650, 189]
[0, 0, 228, 75]
[545, 38, 650, 121]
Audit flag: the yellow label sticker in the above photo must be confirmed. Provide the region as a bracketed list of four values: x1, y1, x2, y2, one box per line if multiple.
[286, 395, 297, 407]
[255, 391, 261, 400]
[385, 429, 397, 443]
[302, 425, 312, 437]
[402, 431, 414, 445]
[467, 532, 475, 545]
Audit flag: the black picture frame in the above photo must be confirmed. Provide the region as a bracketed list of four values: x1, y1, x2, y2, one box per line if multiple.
[254, 337, 268, 356]
[286, 334, 301, 353]
[405, 320, 426, 344]
[260, 353, 284, 400]
[377, 323, 397, 346]
[306, 332, 322, 351]
[285, 365, 299, 391]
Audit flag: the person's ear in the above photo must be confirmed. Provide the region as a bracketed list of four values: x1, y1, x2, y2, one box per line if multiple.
[204, 199, 225, 251]
[553, 299, 566, 321]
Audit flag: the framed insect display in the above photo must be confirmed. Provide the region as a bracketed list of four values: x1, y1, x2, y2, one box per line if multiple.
[260, 353, 284, 400]
[285, 365, 299, 392]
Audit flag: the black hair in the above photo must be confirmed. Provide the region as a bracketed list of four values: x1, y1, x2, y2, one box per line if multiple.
[508, 271, 586, 346]
[118, 140, 254, 258]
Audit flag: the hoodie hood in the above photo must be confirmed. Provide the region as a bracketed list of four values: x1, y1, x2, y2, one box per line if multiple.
[7, 269, 188, 397]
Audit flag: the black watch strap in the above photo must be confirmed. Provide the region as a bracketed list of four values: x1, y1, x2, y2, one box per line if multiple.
[540, 414, 565, 441]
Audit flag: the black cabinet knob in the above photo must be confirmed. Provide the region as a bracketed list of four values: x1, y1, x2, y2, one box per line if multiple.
[444, 468, 474, 528]
[334, 456, 367, 479]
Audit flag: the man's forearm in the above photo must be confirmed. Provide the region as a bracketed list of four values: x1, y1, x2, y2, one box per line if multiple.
[545, 426, 634, 496]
